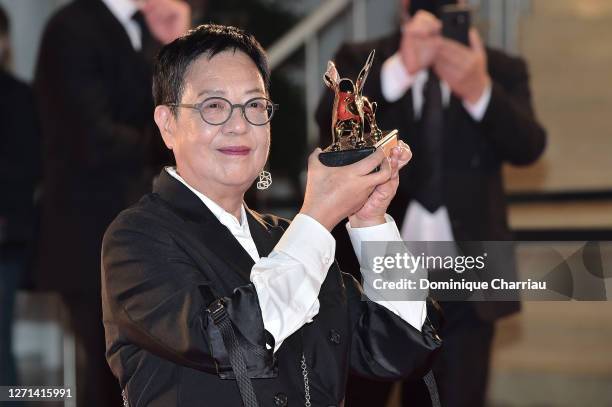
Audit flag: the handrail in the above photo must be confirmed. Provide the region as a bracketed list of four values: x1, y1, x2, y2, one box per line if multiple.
[266, 0, 367, 151]
[267, 0, 351, 70]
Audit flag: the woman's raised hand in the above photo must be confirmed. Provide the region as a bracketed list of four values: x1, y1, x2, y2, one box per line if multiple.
[300, 147, 403, 231]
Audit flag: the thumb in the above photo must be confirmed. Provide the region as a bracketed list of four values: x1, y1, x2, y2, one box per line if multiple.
[308, 147, 323, 164]
[469, 28, 484, 52]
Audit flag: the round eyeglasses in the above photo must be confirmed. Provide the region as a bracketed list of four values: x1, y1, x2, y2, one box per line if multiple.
[167, 97, 279, 126]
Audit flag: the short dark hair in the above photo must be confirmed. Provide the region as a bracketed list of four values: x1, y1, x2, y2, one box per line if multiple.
[153, 24, 270, 114]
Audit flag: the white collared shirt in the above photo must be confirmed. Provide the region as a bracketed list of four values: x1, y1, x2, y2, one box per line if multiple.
[165, 167, 426, 352]
[381, 53, 492, 242]
[101, 0, 143, 50]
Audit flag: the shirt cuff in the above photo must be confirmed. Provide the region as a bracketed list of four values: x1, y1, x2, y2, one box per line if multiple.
[274, 213, 335, 274]
[462, 82, 492, 122]
[381, 53, 416, 103]
[345, 214, 402, 261]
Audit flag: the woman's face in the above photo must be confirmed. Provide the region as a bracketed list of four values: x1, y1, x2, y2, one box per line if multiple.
[167, 50, 270, 195]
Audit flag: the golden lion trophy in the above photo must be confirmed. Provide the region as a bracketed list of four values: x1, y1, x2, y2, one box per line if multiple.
[319, 50, 398, 167]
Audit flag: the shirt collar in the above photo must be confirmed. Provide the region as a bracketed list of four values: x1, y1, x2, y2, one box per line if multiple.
[164, 167, 248, 232]
[101, 0, 139, 24]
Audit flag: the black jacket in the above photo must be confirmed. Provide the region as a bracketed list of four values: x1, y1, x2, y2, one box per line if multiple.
[101, 170, 442, 406]
[34, 0, 168, 293]
[316, 33, 547, 321]
[0, 70, 40, 246]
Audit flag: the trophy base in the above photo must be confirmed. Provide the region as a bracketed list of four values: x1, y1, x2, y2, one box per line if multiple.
[319, 130, 398, 167]
[319, 146, 375, 167]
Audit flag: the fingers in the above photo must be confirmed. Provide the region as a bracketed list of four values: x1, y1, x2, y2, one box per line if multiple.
[435, 43, 473, 82]
[389, 154, 399, 180]
[306, 147, 323, 167]
[350, 147, 387, 175]
[308, 147, 322, 161]
[376, 143, 409, 185]
[437, 30, 484, 68]
[395, 141, 413, 169]
[469, 28, 484, 52]
[434, 59, 464, 84]
[407, 10, 442, 37]
[383, 147, 403, 181]
[363, 154, 393, 186]
[438, 39, 471, 65]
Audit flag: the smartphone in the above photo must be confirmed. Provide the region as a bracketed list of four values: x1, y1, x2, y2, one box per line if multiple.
[408, 0, 457, 17]
[441, 4, 471, 46]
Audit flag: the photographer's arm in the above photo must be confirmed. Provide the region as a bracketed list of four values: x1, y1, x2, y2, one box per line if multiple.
[435, 30, 546, 165]
[479, 54, 547, 165]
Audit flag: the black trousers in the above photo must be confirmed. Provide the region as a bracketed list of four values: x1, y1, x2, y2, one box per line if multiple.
[62, 294, 123, 407]
[345, 303, 494, 407]
[0, 247, 26, 407]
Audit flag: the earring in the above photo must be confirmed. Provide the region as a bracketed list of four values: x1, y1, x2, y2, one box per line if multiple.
[256, 170, 272, 190]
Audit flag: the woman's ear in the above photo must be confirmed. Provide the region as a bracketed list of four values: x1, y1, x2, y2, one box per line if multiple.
[154, 105, 175, 150]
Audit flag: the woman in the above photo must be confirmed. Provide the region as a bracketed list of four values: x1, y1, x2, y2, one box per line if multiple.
[102, 24, 440, 407]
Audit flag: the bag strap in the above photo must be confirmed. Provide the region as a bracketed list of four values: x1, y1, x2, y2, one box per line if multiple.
[207, 299, 260, 407]
[423, 370, 441, 407]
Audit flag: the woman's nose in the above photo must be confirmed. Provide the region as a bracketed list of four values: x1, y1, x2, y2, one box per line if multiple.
[222, 106, 248, 133]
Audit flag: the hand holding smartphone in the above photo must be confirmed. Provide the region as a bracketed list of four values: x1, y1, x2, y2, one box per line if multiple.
[440, 4, 471, 46]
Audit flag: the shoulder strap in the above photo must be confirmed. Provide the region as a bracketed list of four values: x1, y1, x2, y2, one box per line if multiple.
[423, 370, 441, 407]
[205, 297, 260, 407]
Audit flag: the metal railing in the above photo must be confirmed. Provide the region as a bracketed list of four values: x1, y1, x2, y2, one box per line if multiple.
[482, 0, 532, 53]
[266, 0, 368, 150]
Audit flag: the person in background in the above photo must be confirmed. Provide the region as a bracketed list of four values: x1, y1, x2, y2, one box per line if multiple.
[0, 4, 40, 396]
[33, 0, 190, 405]
[316, 0, 547, 406]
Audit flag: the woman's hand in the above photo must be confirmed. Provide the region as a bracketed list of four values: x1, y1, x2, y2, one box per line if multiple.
[349, 141, 412, 228]
[300, 148, 393, 231]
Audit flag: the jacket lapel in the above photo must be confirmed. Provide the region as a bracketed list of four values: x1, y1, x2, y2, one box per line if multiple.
[245, 206, 284, 258]
[152, 170, 281, 283]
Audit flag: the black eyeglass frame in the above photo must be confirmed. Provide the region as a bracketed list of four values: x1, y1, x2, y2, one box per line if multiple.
[166, 96, 279, 126]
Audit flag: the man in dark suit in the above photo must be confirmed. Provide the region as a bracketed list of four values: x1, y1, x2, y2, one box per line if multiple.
[0, 6, 40, 393]
[34, 0, 189, 405]
[316, 1, 546, 406]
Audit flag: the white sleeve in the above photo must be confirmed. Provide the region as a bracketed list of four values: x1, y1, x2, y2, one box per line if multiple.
[381, 53, 418, 102]
[250, 214, 335, 352]
[462, 82, 492, 122]
[345, 214, 427, 331]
